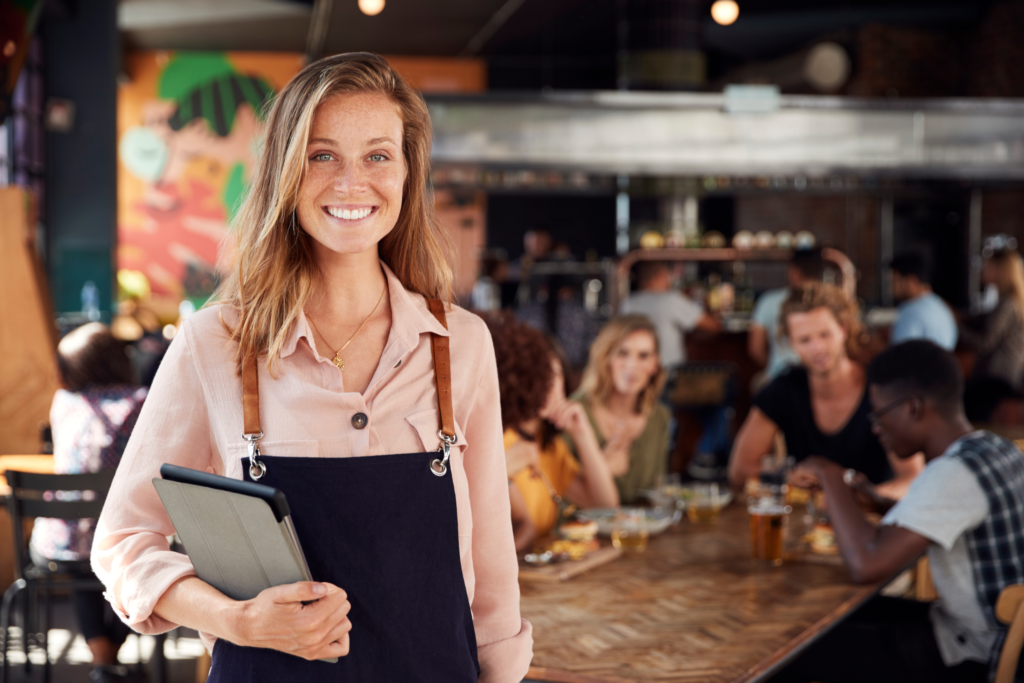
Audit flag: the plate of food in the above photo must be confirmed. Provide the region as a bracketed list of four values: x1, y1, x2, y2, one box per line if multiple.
[576, 507, 675, 537]
[641, 484, 734, 511]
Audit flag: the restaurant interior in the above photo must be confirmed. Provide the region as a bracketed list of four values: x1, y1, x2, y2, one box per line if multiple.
[4, 0, 1024, 682]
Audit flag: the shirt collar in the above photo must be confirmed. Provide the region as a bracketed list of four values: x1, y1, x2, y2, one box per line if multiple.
[279, 261, 449, 361]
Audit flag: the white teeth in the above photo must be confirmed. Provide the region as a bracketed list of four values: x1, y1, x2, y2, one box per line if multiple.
[327, 206, 372, 220]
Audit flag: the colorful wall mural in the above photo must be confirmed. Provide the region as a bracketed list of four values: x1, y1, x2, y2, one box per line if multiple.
[117, 51, 304, 305]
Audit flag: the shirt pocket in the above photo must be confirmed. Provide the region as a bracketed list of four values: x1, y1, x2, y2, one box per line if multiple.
[223, 440, 320, 478]
[405, 409, 473, 555]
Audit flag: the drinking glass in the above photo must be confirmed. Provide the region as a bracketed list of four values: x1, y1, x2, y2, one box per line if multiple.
[686, 482, 723, 523]
[748, 498, 791, 566]
[611, 509, 649, 553]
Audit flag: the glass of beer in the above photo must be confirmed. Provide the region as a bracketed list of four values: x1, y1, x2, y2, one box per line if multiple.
[687, 482, 723, 523]
[748, 499, 791, 566]
[611, 509, 649, 553]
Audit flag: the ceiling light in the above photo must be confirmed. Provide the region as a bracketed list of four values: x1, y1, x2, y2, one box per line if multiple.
[710, 0, 739, 26]
[358, 0, 385, 16]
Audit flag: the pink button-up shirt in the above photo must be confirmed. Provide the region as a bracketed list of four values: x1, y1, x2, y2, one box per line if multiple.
[92, 263, 532, 682]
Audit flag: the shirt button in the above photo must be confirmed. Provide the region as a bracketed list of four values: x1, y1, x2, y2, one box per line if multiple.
[351, 413, 368, 430]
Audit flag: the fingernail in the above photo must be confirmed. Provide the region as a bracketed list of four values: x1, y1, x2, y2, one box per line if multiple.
[313, 583, 327, 595]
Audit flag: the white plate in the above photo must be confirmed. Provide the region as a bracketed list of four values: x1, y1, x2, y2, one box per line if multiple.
[641, 485, 734, 511]
[577, 507, 675, 537]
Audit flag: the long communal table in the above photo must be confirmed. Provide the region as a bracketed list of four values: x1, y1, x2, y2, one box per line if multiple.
[521, 503, 886, 683]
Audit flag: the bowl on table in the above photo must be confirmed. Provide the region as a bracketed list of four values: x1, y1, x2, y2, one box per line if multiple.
[576, 507, 675, 537]
[641, 483, 734, 513]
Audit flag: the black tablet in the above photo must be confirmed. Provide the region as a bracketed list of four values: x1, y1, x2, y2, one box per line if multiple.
[159, 464, 292, 522]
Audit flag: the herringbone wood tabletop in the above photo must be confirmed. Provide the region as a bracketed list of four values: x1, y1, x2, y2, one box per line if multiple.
[521, 504, 884, 683]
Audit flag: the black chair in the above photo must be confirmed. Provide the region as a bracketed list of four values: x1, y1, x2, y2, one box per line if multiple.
[1, 469, 167, 683]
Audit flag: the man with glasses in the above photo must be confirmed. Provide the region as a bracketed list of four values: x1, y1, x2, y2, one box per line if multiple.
[771, 340, 1024, 683]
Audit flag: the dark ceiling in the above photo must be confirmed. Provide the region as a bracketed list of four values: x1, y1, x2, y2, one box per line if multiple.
[118, 0, 999, 90]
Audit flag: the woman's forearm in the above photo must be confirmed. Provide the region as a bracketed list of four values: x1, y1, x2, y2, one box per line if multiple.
[569, 425, 620, 508]
[154, 576, 246, 644]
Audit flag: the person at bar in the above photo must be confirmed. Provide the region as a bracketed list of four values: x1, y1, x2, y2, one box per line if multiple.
[30, 323, 147, 683]
[484, 313, 618, 549]
[729, 283, 923, 497]
[91, 53, 531, 682]
[748, 248, 823, 384]
[961, 249, 1024, 422]
[620, 261, 719, 368]
[889, 252, 958, 350]
[771, 340, 1024, 683]
[564, 315, 670, 504]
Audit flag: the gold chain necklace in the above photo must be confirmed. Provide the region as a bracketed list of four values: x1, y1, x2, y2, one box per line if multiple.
[307, 280, 387, 372]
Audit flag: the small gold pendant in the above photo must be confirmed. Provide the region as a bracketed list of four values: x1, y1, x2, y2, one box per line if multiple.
[332, 354, 344, 371]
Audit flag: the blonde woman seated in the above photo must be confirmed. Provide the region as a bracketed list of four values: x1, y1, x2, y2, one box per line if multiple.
[484, 314, 619, 550]
[567, 315, 670, 504]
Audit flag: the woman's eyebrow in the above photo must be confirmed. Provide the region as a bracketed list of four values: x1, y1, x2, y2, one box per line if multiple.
[306, 136, 398, 146]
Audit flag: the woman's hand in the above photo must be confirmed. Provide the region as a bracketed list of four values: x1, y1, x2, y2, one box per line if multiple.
[505, 439, 540, 480]
[235, 581, 352, 661]
[543, 399, 588, 438]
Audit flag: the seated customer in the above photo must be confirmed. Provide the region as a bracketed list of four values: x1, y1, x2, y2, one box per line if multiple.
[729, 283, 923, 497]
[889, 252, 958, 350]
[748, 247, 823, 382]
[567, 315, 670, 504]
[771, 340, 1024, 683]
[485, 314, 618, 549]
[30, 323, 147, 682]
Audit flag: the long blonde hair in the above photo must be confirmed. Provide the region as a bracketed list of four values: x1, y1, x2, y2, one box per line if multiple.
[989, 250, 1024, 316]
[579, 315, 666, 415]
[214, 53, 454, 371]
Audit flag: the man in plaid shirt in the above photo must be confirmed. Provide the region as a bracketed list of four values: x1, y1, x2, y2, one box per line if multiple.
[772, 340, 1024, 683]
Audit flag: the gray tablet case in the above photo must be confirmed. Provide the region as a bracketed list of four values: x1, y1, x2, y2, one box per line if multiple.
[152, 467, 313, 602]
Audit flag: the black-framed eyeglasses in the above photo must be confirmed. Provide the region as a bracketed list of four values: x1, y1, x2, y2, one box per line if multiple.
[867, 395, 915, 425]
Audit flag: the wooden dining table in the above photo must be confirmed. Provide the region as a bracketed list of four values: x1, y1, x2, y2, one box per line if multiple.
[521, 503, 887, 683]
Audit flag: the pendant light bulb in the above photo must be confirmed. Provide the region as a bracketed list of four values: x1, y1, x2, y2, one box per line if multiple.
[358, 0, 385, 16]
[710, 0, 739, 26]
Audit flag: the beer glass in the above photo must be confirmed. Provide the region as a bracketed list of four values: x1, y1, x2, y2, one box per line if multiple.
[687, 482, 724, 523]
[611, 509, 649, 553]
[748, 499, 791, 566]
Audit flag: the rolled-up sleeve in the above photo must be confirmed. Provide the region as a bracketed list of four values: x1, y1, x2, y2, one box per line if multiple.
[461, 325, 534, 682]
[91, 322, 213, 634]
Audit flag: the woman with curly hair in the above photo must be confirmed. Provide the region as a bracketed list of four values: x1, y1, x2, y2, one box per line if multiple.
[728, 283, 923, 499]
[567, 315, 671, 505]
[484, 314, 618, 549]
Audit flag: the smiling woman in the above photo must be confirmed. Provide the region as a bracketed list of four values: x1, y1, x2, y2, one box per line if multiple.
[91, 53, 532, 683]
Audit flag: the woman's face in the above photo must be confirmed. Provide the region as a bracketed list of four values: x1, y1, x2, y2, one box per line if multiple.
[786, 306, 848, 376]
[608, 331, 659, 398]
[296, 92, 407, 260]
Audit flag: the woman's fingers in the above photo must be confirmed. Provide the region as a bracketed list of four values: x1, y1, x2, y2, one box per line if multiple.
[267, 581, 330, 605]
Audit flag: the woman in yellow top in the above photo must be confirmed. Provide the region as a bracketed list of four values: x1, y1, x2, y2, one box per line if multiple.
[483, 314, 619, 549]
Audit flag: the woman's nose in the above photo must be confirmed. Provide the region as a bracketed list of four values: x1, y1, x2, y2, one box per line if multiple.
[333, 160, 368, 193]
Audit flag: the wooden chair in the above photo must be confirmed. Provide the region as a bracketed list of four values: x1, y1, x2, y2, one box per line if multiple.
[915, 556, 938, 602]
[995, 585, 1024, 683]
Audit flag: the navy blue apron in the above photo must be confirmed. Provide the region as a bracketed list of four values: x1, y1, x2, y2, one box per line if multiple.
[206, 299, 479, 682]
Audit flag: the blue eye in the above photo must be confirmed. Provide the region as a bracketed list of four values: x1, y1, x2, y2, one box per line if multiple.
[369, 153, 387, 162]
[312, 153, 333, 162]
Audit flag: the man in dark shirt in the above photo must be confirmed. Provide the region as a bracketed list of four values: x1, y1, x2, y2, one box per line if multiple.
[728, 283, 923, 497]
[770, 340, 1024, 683]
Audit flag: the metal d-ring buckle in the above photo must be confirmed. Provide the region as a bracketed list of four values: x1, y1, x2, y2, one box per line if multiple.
[431, 430, 458, 477]
[244, 431, 265, 480]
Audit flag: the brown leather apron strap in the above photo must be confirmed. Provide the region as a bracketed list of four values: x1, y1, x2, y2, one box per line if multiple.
[242, 356, 262, 437]
[426, 298, 456, 440]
